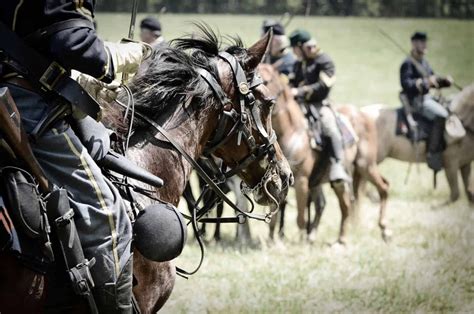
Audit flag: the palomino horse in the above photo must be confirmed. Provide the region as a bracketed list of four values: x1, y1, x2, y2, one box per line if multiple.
[362, 83, 474, 204]
[0, 27, 292, 313]
[259, 64, 392, 243]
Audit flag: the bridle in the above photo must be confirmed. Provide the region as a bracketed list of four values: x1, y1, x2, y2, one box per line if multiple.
[116, 50, 283, 276]
[198, 52, 278, 183]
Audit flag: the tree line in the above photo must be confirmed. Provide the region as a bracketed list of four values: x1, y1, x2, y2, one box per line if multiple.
[95, 0, 473, 19]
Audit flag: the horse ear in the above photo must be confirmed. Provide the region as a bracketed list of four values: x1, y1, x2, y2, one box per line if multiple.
[245, 29, 273, 72]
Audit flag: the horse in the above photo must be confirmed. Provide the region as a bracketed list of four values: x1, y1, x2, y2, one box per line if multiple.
[361, 84, 474, 204]
[259, 63, 392, 244]
[0, 26, 293, 313]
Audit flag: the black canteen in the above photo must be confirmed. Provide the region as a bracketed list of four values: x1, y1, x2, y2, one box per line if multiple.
[133, 203, 187, 262]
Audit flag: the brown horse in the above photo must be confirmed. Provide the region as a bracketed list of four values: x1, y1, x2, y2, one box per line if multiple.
[0, 28, 292, 313]
[259, 64, 391, 243]
[362, 83, 474, 204]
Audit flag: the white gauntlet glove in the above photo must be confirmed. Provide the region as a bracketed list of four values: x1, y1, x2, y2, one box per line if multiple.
[77, 73, 122, 103]
[105, 41, 152, 75]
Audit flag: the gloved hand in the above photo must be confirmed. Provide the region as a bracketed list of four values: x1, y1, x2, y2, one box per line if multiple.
[77, 73, 122, 104]
[428, 75, 439, 88]
[105, 40, 152, 75]
[436, 75, 453, 88]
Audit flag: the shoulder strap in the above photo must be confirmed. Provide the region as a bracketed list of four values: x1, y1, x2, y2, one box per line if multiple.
[409, 55, 429, 78]
[0, 20, 100, 120]
[23, 19, 94, 45]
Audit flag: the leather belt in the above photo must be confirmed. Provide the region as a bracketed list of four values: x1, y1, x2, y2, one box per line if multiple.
[2, 76, 37, 93]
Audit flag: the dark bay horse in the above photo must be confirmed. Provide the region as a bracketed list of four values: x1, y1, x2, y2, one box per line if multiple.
[0, 27, 292, 313]
[105, 28, 292, 313]
[259, 64, 391, 244]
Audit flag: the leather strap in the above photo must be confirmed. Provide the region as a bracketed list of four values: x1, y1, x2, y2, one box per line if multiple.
[115, 99, 269, 223]
[0, 21, 101, 120]
[23, 19, 94, 45]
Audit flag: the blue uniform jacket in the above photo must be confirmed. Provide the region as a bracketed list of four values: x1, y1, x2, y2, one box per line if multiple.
[0, 0, 114, 83]
[400, 56, 434, 100]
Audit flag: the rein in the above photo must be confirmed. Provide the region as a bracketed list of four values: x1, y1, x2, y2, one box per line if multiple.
[115, 51, 282, 276]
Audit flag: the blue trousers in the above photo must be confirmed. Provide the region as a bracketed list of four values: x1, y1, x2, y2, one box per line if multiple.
[4, 84, 133, 310]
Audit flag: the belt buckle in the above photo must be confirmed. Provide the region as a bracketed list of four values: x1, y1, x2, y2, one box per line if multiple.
[40, 61, 66, 91]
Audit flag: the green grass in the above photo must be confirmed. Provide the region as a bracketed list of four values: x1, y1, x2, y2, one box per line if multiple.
[95, 14, 474, 313]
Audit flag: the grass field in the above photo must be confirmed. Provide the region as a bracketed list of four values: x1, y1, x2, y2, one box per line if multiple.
[96, 14, 474, 313]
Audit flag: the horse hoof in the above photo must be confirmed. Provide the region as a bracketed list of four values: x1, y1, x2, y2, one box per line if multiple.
[307, 232, 317, 243]
[382, 229, 393, 243]
[330, 241, 346, 251]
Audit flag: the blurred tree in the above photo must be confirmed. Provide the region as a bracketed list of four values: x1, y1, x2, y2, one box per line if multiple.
[94, 0, 473, 18]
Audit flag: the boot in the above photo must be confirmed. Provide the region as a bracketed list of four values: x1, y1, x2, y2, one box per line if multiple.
[329, 158, 350, 183]
[328, 131, 350, 183]
[426, 117, 446, 172]
[93, 256, 134, 314]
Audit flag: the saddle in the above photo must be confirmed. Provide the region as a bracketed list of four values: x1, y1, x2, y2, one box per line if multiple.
[395, 107, 432, 142]
[301, 102, 357, 150]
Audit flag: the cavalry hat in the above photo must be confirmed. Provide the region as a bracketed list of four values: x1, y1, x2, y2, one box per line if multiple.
[289, 29, 311, 47]
[411, 31, 427, 41]
[262, 19, 285, 35]
[140, 17, 162, 34]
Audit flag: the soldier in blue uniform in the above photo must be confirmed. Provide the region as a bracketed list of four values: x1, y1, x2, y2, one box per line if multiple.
[0, 1, 149, 312]
[289, 29, 349, 183]
[400, 31, 452, 171]
[261, 20, 296, 77]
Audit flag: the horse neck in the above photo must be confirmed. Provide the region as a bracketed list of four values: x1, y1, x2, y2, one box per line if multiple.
[272, 80, 315, 167]
[128, 104, 218, 206]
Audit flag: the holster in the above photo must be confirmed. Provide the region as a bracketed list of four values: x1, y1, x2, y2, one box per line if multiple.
[46, 189, 98, 314]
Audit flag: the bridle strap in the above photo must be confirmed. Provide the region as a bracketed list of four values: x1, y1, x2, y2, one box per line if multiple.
[115, 99, 269, 223]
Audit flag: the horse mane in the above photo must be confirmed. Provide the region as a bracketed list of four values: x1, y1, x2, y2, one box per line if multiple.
[122, 23, 249, 130]
[451, 83, 474, 128]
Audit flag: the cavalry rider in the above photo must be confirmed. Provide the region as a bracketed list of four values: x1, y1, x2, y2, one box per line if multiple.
[0, 1, 149, 312]
[261, 19, 296, 77]
[289, 29, 349, 183]
[139, 16, 166, 50]
[400, 31, 452, 171]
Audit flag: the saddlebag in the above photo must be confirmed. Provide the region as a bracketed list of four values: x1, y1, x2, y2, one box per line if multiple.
[1, 167, 45, 239]
[0, 166, 53, 272]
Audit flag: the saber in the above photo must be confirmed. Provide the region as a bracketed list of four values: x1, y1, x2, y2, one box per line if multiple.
[122, 0, 139, 84]
[128, 0, 139, 40]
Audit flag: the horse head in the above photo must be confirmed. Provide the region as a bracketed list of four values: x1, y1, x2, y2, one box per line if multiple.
[124, 24, 293, 209]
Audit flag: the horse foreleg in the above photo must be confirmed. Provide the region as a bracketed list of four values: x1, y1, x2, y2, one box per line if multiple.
[133, 253, 176, 313]
[308, 185, 325, 240]
[278, 200, 286, 238]
[332, 181, 352, 245]
[460, 163, 474, 203]
[445, 162, 460, 202]
[366, 165, 392, 242]
[213, 202, 223, 242]
[294, 176, 309, 233]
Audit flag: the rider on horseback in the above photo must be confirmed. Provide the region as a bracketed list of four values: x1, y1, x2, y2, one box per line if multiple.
[261, 19, 296, 77]
[0, 1, 148, 312]
[288, 29, 349, 183]
[400, 31, 452, 171]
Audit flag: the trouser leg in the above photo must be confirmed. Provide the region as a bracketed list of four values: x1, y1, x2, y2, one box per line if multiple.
[421, 96, 448, 171]
[7, 85, 133, 313]
[319, 106, 349, 182]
